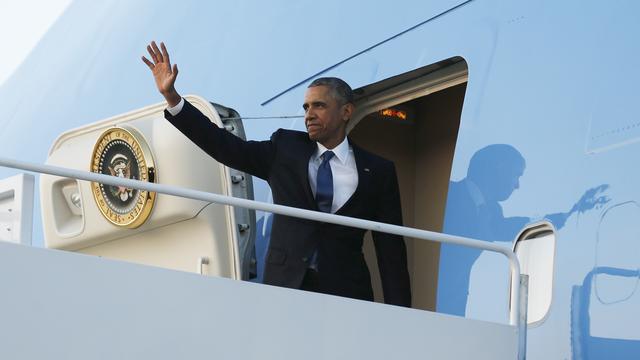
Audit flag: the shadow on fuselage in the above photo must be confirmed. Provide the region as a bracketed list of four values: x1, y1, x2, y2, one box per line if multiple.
[437, 144, 609, 316]
[571, 267, 640, 359]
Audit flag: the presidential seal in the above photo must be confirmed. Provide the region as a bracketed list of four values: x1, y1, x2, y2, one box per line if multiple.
[90, 126, 156, 228]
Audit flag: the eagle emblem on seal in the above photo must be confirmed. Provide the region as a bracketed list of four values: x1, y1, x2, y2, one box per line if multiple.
[90, 126, 156, 228]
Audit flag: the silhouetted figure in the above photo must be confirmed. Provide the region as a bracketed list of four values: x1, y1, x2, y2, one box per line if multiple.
[437, 144, 608, 316]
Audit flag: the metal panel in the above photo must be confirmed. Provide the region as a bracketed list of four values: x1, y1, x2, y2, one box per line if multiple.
[0, 241, 518, 360]
[0, 173, 34, 245]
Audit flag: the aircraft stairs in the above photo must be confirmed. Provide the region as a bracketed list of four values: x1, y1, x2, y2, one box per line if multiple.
[0, 152, 528, 359]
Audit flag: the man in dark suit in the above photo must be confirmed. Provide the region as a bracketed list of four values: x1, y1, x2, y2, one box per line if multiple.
[142, 41, 411, 306]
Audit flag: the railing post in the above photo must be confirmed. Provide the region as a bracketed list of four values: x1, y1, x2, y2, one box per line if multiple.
[517, 274, 529, 360]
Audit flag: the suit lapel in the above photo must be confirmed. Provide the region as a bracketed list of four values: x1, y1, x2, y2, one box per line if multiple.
[335, 139, 370, 215]
[301, 139, 318, 210]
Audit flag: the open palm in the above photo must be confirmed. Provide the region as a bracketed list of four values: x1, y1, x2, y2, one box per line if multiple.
[142, 41, 180, 105]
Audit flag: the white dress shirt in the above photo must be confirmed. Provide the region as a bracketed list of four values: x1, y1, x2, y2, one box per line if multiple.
[167, 98, 185, 116]
[167, 98, 359, 213]
[308, 138, 358, 213]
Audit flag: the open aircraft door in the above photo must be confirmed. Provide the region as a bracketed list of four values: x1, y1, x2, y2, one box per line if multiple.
[40, 95, 256, 280]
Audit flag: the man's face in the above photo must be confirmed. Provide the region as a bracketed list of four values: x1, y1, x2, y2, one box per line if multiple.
[303, 85, 352, 148]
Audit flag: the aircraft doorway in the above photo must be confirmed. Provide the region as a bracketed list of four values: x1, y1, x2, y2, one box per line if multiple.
[348, 58, 467, 310]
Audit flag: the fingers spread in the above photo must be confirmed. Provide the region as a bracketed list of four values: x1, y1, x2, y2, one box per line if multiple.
[151, 41, 164, 63]
[141, 56, 154, 69]
[147, 45, 159, 63]
[161, 42, 171, 66]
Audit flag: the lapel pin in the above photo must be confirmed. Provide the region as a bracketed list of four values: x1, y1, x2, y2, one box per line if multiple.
[364, 168, 370, 172]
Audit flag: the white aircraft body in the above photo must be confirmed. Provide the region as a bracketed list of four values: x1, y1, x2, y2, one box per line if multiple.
[0, 1, 638, 358]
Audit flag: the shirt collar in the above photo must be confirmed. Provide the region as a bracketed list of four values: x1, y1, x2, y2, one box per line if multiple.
[314, 137, 350, 164]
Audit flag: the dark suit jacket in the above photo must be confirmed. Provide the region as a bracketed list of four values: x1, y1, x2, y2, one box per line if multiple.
[166, 100, 411, 306]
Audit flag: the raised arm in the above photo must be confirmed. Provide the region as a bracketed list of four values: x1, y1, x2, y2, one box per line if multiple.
[141, 42, 277, 180]
[142, 41, 181, 107]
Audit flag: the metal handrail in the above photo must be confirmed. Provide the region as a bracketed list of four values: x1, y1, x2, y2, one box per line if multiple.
[0, 156, 525, 329]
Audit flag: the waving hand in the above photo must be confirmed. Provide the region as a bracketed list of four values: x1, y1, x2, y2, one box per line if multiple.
[142, 41, 181, 107]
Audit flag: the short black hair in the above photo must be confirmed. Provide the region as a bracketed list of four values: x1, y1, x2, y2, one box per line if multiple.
[308, 77, 354, 105]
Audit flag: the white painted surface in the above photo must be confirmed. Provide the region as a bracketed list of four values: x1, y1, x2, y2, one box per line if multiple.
[40, 96, 233, 251]
[0, 173, 34, 245]
[0, 241, 518, 359]
[39, 96, 243, 279]
[516, 233, 556, 324]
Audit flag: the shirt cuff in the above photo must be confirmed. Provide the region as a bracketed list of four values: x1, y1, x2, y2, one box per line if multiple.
[166, 97, 185, 116]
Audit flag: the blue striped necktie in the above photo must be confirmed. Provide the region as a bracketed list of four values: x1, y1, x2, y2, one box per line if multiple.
[316, 151, 335, 212]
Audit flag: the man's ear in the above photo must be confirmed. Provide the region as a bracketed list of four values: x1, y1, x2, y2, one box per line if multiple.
[342, 103, 354, 122]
